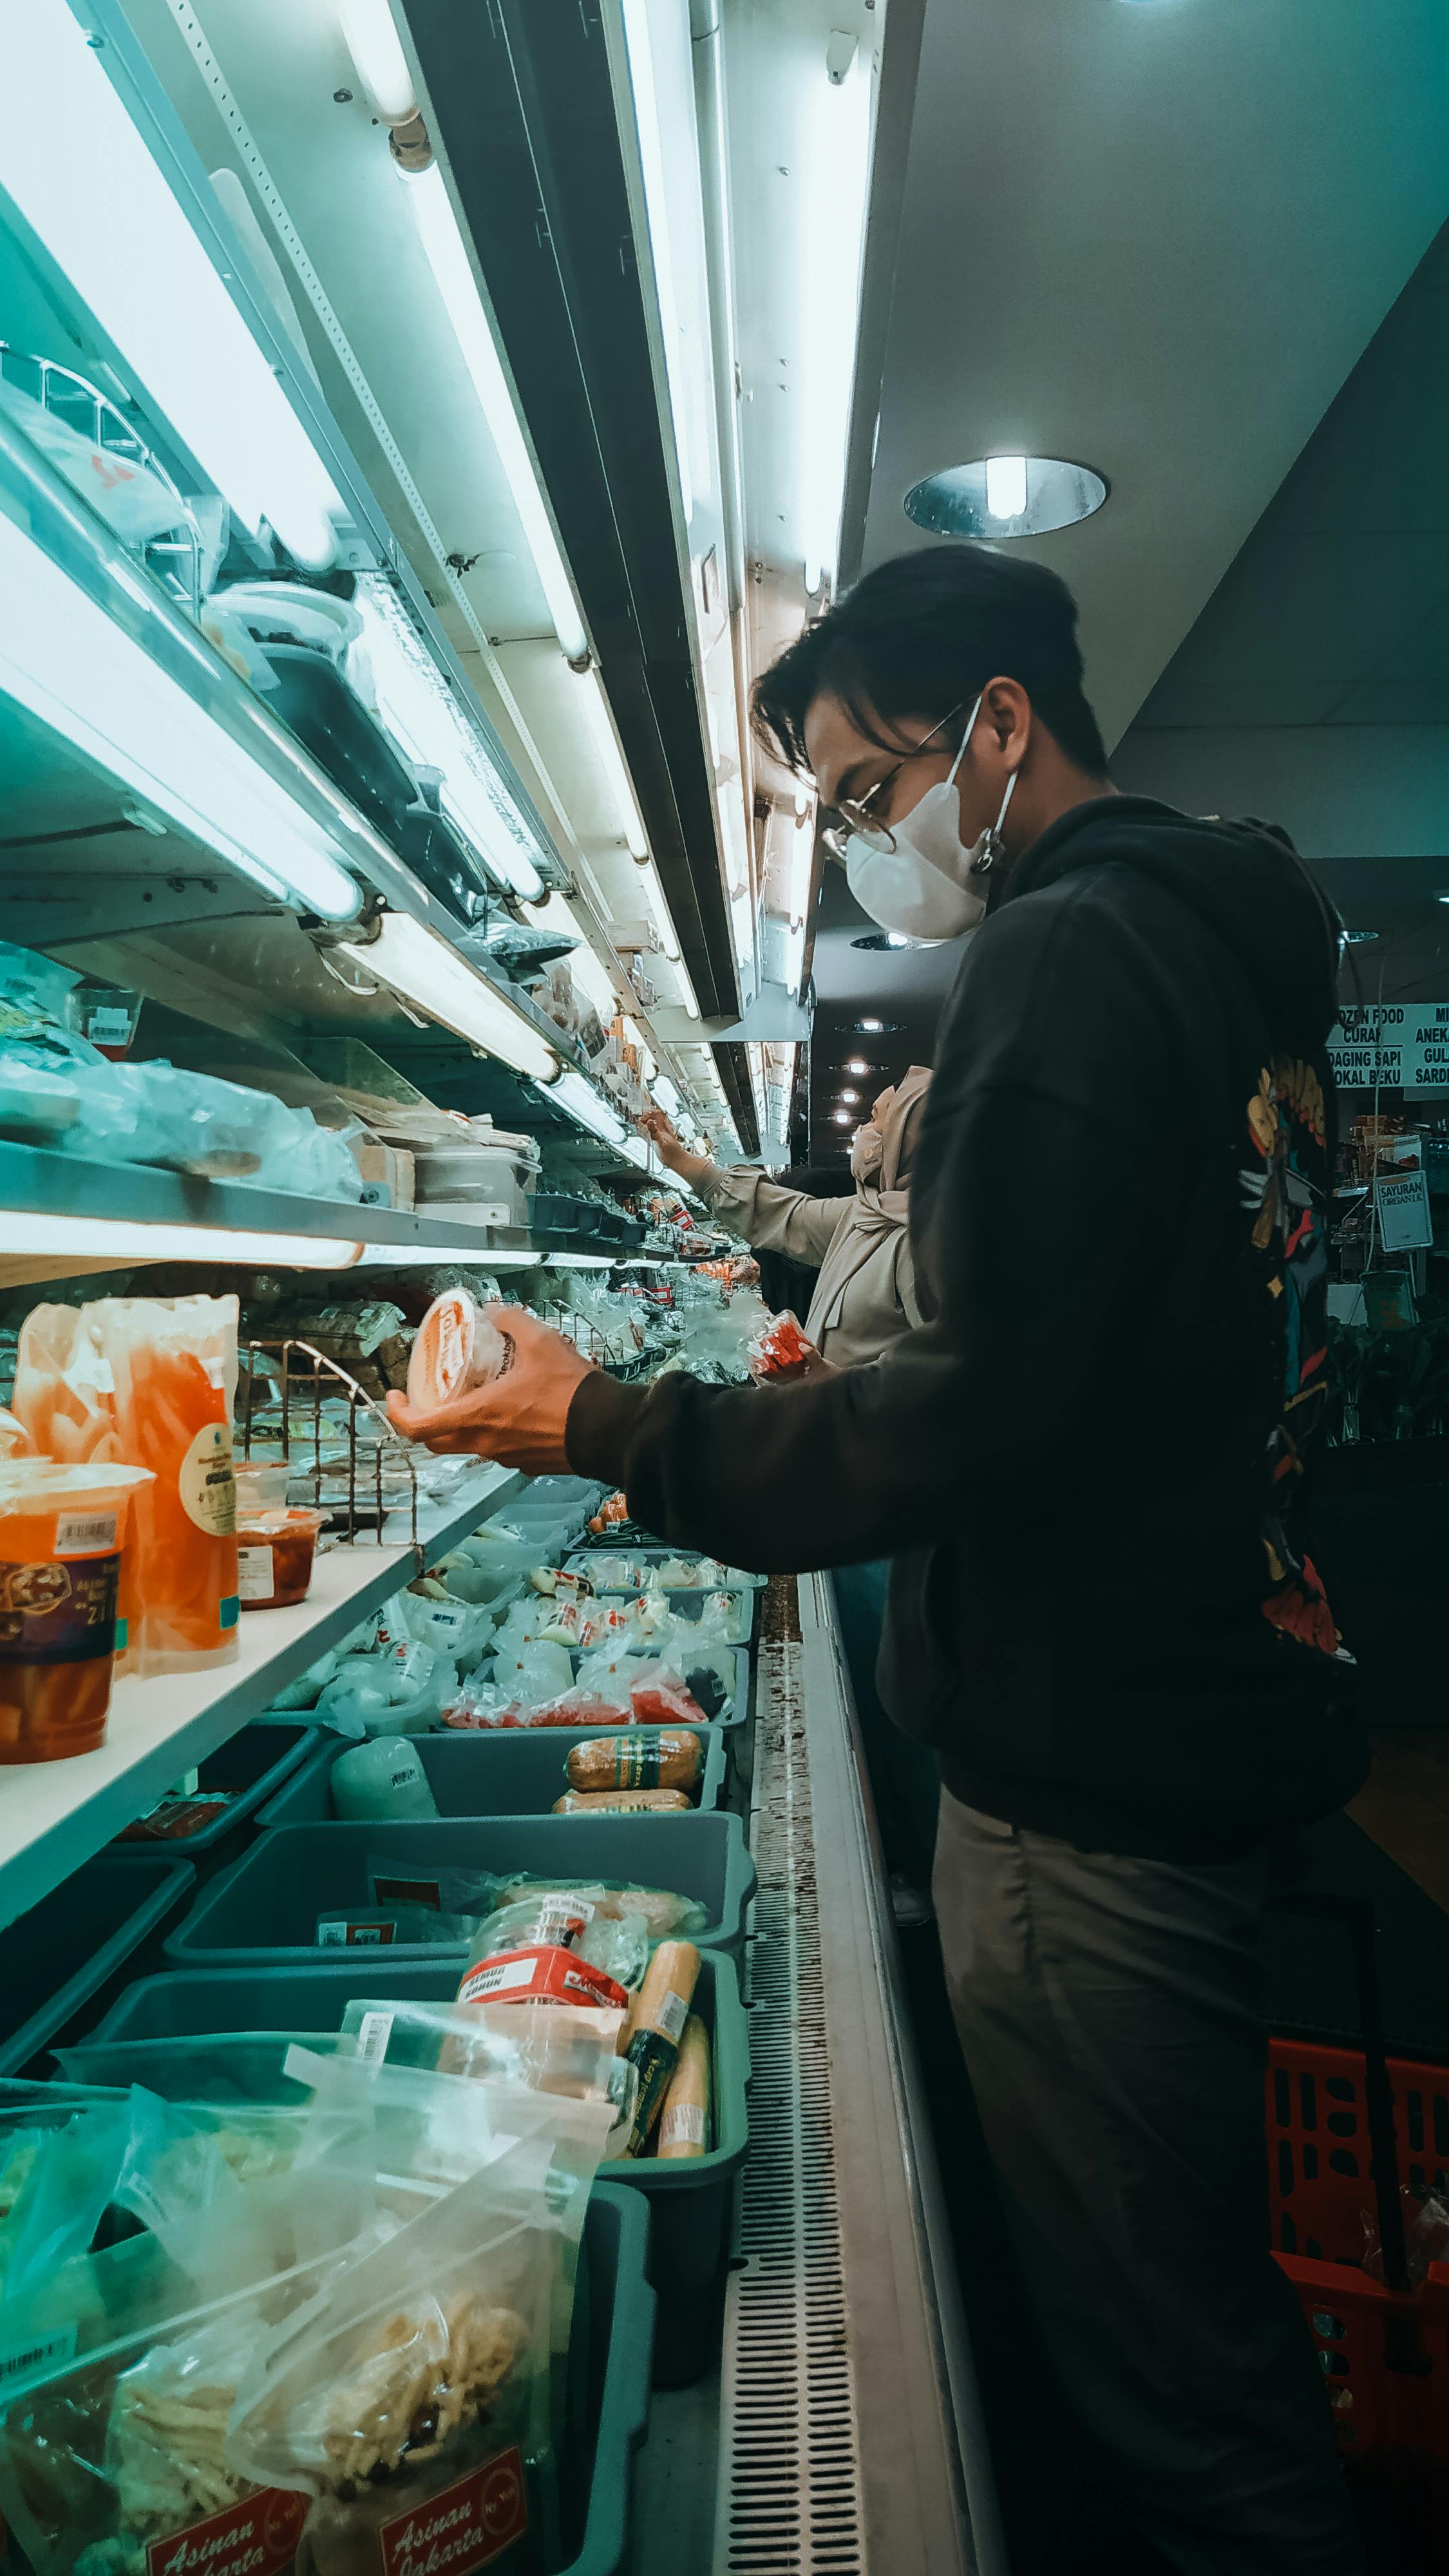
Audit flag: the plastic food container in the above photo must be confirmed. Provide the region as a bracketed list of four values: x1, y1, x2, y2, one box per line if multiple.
[406, 1287, 507, 1410]
[0, 1460, 153, 1761]
[108, 1721, 321, 1867]
[91, 1954, 746, 2389]
[235, 1506, 327, 1609]
[232, 1457, 292, 1514]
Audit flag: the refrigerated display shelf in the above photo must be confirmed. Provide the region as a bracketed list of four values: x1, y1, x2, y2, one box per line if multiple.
[0, 1141, 638, 1265]
[0, 1458, 526, 1932]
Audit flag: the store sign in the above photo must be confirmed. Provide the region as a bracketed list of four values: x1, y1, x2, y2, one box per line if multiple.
[1329, 1005, 1449, 1090]
[1374, 1170, 1434, 1253]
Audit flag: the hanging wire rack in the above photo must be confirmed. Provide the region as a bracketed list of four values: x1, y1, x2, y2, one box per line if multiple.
[236, 1338, 419, 1548]
[0, 342, 204, 614]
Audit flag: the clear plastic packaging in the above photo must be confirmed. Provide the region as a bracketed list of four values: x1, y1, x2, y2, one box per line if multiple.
[314, 1641, 458, 1737]
[748, 1307, 819, 1380]
[329, 1737, 440, 1823]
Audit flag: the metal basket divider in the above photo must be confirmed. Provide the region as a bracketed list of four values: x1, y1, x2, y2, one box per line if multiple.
[238, 1338, 419, 1551]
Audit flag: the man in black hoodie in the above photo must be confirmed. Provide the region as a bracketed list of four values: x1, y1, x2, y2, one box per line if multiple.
[390, 547, 1368, 2572]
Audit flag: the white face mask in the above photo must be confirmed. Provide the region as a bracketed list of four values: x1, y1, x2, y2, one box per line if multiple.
[844, 694, 1019, 941]
[849, 1122, 884, 1182]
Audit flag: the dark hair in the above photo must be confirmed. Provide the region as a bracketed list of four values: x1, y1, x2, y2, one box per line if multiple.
[752, 544, 1109, 779]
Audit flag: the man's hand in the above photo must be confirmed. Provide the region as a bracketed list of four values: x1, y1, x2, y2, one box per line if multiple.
[386, 1305, 594, 1473]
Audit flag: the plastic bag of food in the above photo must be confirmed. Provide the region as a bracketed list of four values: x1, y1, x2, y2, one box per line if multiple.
[314, 1641, 457, 1737]
[227, 2094, 612, 2572]
[317, 1906, 480, 1951]
[564, 1729, 703, 1795]
[0, 1409, 35, 1461]
[628, 1663, 710, 1728]
[0, 1461, 153, 1759]
[86, 1296, 240, 1676]
[366, 1856, 499, 1920]
[0, 2094, 133, 2302]
[378, 1587, 494, 1675]
[10, 1307, 120, 1468]
[334, 1996, 630, 2110]
[486, 1875, 707, 1946]
[458, 1895, 644, 2006]
[747, 1307, 819, 1380]
[86, 1062, 365, 1198]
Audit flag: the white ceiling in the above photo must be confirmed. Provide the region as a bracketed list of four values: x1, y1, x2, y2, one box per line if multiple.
[859, 0, 1449, 748]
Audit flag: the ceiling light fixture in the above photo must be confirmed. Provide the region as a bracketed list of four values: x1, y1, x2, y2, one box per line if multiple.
[840, 1088, 859, 1104]
[905, 456, 1108, 541]
[831, 1109, 851, 1126]
[5, 0, 342, 569]
[846, 1057, 869, 1075]
[352, 577, 544, 900]
[337, 912, 561, 1081]
[398, 158, 588, 663]
[580, 664, 649, 859]
[799, 34, 872, 596]
[544, 1067, 629, 1146]
[0, 502, 361, 921]
[337, 0, 417, 121]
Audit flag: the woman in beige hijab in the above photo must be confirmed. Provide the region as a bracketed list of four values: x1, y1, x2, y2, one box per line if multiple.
[640, 1067, 932, 1370]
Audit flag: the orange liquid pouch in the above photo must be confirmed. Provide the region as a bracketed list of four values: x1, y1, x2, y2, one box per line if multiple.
[93, 1294, 241, 1674]
[0, 1463, 153, 1761]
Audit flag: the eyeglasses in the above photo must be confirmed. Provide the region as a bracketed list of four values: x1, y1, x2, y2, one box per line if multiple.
[822, 701, 968, 857]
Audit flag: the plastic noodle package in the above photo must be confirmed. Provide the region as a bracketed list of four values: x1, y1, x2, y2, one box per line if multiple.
[226, 2091, 614, 2576]
[314, 1641, 458, 1738]
[377, 1586, 494, 1675]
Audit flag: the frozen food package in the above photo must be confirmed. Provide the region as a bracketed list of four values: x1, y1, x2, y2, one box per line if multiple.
[330, 1738, 440, 1824]
[0, 1461, 153, 1759]
[90, 1296, 240, 1675]
[747, 1307, 819, 1380]
[564, 1729, 703, 1794]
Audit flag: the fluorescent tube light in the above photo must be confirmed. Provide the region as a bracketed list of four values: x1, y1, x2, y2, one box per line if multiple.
[352, 1242, 544, 1268]
[985, 455, 1028, 520]
[799, 44, 872, 594]
[3, 0, 341, 569]
[0, 507, 361, 920]
[352, 577, 544, 900]
[338, 913, 561, 1081]
[546, 1067, 630, 1145]
[339, 0, 417, 122]
[401, 162, 587, 663]
[1, 1210, 363, 1267]
[621, 0, 695, 526]
[547, 1251, 615, 1270]
[580, 665, 649, 858]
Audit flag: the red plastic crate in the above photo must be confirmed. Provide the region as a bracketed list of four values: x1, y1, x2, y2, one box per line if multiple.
[1267, 2034, 1449, 2549]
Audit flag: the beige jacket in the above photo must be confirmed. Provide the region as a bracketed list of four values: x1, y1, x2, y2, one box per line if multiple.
[698, 1165, 923, 1369]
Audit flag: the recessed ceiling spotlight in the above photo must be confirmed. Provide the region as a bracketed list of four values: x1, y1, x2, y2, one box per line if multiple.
[905, 455, 1108, 540]
[854, 1016, 898, 1034]
[846, 1058, 869, 1075]
[840, 1089, 860, 1104]
[832, 1109, 851, 1125]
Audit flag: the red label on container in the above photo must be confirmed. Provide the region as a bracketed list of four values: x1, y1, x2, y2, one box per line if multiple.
[378, 2448, 527, 2576]
[457, 1944, 629, 2011]
[146, 2485, 305, 2576]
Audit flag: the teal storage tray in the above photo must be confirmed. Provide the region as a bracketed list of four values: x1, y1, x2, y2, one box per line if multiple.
[0, 1855, 195, 2075]
[562, 1564, 754, 1647]
[558, 2183, 655, 2574]
[164, 1813, 756, 1969]
[566, 1546, 766, 1587]
[91, 1951, 748, 2388]
[255, 1723, 728, 1825]
[105, 1721, 321, 1864]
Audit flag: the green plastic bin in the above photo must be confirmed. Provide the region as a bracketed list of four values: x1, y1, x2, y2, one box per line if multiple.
[104, 1721, 321, 1870]
[91, 1950, 748, 2385]
[0, 1855, 196, 2076]
[164, 1814, 756, 1969]
[255, 1723, 728, 1825]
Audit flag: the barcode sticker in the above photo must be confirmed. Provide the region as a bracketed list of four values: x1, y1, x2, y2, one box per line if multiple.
[659, 2101, 706, 2150]
[84, 1009, 132, 1042]
[354, 2009, 394, 2063]
[0, 2324, 77, 2385]
[318, 1918, 396, 1947]
[54, 1513, 117, 1558]
[655, 1987, 690, 2045]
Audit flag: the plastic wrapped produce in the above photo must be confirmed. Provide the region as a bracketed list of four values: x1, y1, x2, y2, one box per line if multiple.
[405, 1290, 507, 1410]
[748, 1307, 819, 1380]
[0, 1462, 153, 1759]
[329, 1738, 440, 1823]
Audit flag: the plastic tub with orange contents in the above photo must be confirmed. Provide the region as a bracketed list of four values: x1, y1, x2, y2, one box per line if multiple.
[0, 1462, 153, 1761]
[406, 1289, 507, 1412]
[235, 1507, 328, 1611]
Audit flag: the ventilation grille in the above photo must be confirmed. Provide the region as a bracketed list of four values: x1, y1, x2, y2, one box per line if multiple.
[715, 1632, 866, 2574]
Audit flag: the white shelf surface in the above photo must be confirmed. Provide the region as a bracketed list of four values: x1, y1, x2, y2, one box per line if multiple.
[0, 1462, 527, 1929]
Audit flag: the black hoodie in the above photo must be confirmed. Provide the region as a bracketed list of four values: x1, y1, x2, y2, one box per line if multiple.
[569, 797, 1368, 1857]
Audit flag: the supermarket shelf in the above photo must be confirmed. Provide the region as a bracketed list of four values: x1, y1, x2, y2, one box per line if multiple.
[0, 1143, 636, 1265]
[0, 1461, 526, 1933]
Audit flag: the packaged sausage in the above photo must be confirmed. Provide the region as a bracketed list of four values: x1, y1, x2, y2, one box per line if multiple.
[622, 1940, 700, 2155]
[0, 1461, 153, 1761]
[657, 2013, 711, 2159]
[552, 1788, 692, 1814]
[564, 1728, 703, 1794]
